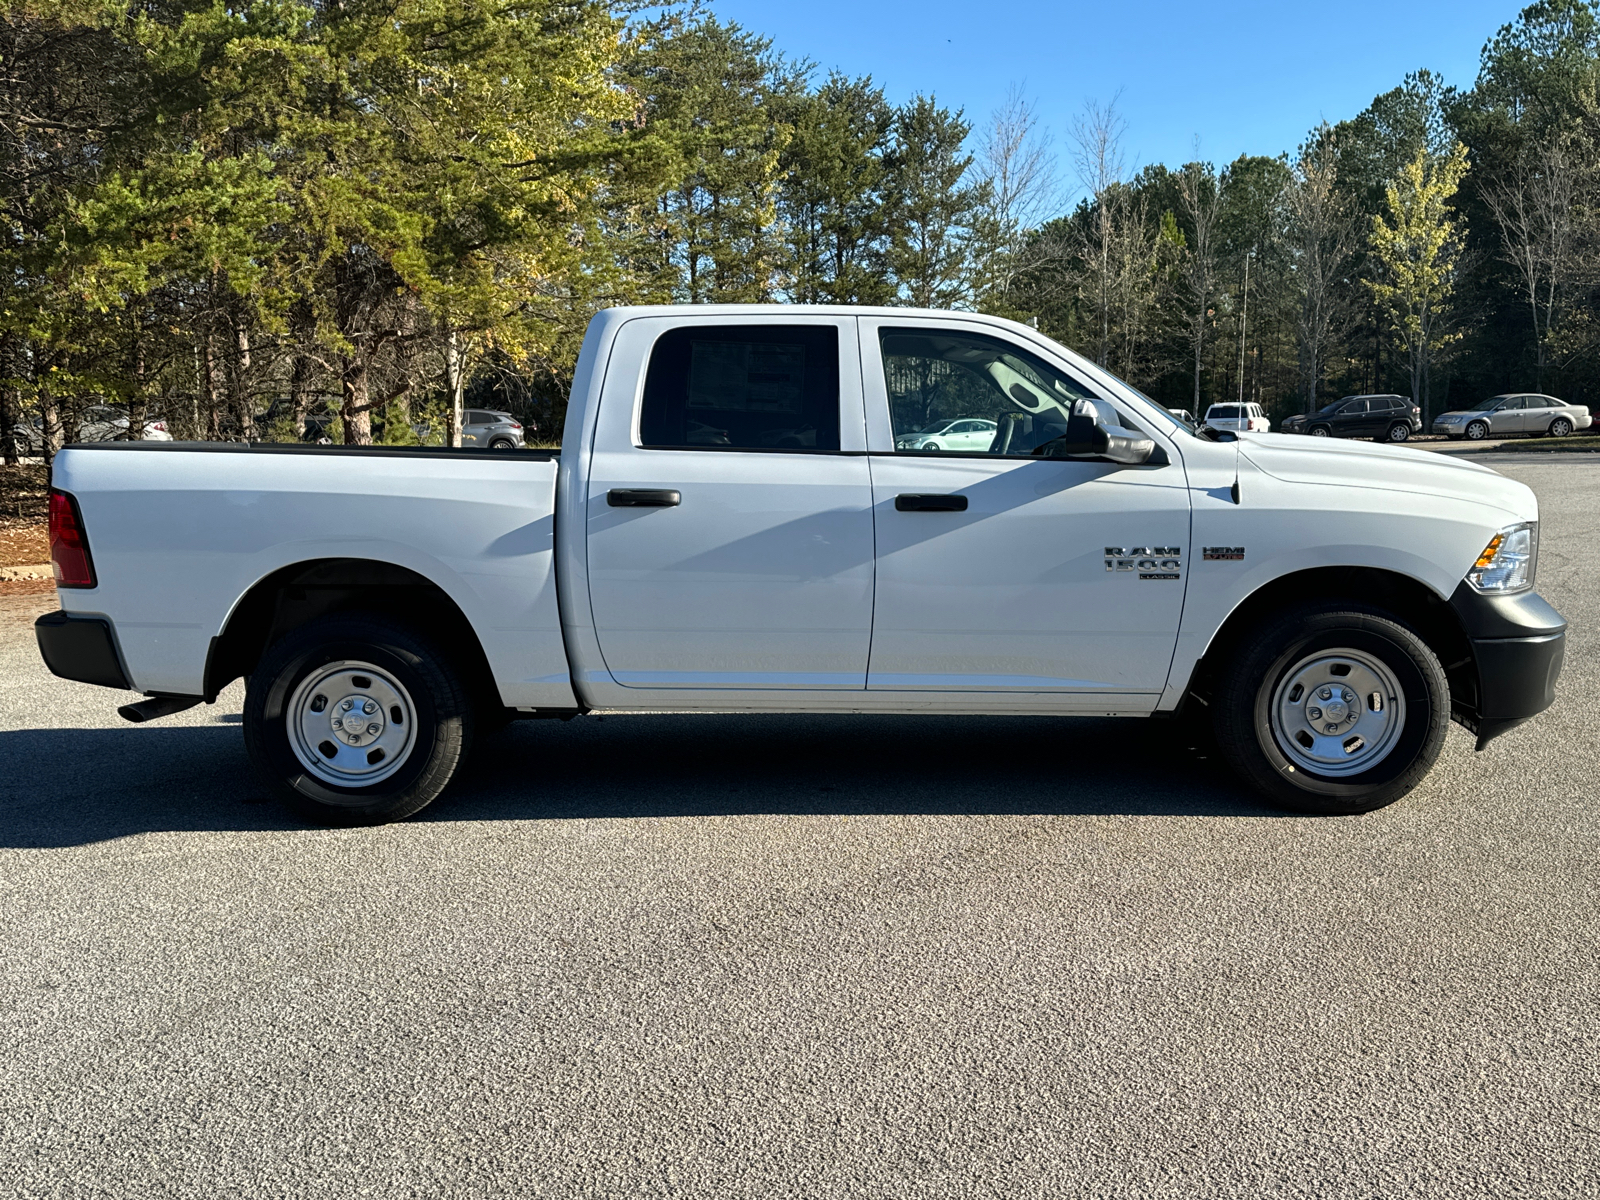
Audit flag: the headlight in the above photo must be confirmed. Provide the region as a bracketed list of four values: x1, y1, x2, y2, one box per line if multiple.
[1465, 522, 1537, 593]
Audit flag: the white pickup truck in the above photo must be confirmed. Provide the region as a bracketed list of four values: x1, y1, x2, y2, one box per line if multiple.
[37, 306, 1567, 823]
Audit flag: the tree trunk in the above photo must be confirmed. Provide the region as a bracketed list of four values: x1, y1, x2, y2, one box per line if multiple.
[202, 334, 222, 440]
[444, 330, 466, 448]
[129, 342, 147, 441]
[41, 387, 62, 465]
[342, 354, 373, 445]
[0, 332, 19, 466]
[289, 301, 317, 441]
[233, 318, 255, 442]
[290, 354, 315, 441]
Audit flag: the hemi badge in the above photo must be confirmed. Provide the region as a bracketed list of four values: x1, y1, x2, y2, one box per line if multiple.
[1203, 547, 1246, 561]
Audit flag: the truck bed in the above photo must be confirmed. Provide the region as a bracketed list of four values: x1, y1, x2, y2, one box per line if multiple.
[51, 443, 575, 708]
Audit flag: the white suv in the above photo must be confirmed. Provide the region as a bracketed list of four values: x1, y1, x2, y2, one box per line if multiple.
[1204, 403, 1270, 433]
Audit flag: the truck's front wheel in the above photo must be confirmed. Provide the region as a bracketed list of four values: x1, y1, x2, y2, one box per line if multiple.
[244, 615, 473, 824]
[1213, 604, 1449, 814]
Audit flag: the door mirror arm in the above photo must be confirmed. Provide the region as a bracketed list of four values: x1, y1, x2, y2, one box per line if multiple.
[1035, 400, 1157, 465]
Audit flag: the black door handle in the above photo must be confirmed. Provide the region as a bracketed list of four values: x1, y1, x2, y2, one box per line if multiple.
[895, 493, 968, 512]
[608, 488, 681, 507]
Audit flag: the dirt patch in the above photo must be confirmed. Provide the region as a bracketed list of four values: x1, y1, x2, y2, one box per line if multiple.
[0, 463, 51, 569]
[0, 576, 54, 598]
[0, 521, 48, 568]
[0, 462, 48, 517]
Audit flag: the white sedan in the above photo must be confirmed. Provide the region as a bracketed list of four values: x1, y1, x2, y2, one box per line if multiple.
[894, 417, 998, 452]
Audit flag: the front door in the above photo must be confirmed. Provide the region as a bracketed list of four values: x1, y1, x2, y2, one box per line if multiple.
[1490, 397, 1524, 434]
[584, 316, 875, 691]
[860, 319, 1190, 702]
[1340, 398, 1375, 437]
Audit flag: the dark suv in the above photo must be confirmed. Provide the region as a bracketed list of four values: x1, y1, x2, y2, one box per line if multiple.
[1280, 394, 1423, 443]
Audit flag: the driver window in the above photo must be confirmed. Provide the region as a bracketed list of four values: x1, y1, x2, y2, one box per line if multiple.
[880, 327, 1115, 455]
[1342, 399, 1368, 414]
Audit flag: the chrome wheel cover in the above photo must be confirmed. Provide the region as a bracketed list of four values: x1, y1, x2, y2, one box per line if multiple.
[287, 659, 419, 789]
[1269, 649, 1406, 778]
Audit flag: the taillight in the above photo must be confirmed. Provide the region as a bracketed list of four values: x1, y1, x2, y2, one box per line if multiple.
[153, 421, 166, 432]
[510, 422, 522, 430]
[49, 489, 96, 588]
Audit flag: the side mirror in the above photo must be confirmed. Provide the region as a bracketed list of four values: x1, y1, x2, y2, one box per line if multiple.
[1051, 400, 1155, 464]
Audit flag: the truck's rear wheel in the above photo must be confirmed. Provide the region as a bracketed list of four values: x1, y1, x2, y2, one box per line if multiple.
[1213, 604, 1449, 814]
[244, 614, 472, 824]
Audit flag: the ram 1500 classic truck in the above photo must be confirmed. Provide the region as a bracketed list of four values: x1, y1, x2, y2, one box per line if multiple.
[36, 306, 1567, 823]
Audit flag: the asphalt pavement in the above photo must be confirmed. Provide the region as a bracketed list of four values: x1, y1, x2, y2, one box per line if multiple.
[1, 456, 1596, 1199]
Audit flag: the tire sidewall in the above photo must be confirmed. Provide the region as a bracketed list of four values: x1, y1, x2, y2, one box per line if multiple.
[1216, 607, 1449, 814]
[1249, 623, 1435, 798]
[245, 617, 470, 823]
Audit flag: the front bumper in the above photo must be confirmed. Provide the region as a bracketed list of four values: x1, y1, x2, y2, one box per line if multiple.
[35, 611, 132, 690]
[1432, 420, 1463, 436]
[1448, 584, 1566, 749]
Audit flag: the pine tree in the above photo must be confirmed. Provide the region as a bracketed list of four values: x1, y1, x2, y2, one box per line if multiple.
[885, 96, 982, 309]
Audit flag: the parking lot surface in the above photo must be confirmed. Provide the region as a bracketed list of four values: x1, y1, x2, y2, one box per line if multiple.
[1, 456, 1596, 1199]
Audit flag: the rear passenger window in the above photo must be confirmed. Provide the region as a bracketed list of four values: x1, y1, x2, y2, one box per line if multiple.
[640, 325, 840, 452]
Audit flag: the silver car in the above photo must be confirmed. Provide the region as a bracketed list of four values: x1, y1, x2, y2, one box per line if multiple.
[1433, 394, 1593, 440]
[462, 409, 526, 449]
[8, 406, 171, 455]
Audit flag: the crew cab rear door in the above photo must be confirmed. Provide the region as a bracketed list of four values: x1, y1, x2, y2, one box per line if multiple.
[859, 317, 1189, 704]
[583, 314, 875, 692]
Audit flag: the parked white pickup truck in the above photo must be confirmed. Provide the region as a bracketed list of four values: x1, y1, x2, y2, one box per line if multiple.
[37, 306, 1566, 823]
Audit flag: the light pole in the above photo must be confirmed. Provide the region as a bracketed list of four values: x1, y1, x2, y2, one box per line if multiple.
[1237, 246, 1254, 405]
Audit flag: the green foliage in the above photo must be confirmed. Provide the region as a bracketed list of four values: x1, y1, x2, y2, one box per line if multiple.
[11, 0, 1600, 462]
[1366, 144, 1472, 415]
[885, 96, 982, 309]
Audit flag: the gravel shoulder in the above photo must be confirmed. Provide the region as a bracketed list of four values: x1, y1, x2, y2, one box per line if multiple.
[0, 462, 1595, 1199]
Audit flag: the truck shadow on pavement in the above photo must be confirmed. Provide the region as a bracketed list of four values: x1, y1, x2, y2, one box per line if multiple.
[0, 712, 1288, 848]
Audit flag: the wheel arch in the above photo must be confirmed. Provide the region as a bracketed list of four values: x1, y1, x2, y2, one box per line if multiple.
[1183, 565, 1478, 722]
[204, 557, 500, 709]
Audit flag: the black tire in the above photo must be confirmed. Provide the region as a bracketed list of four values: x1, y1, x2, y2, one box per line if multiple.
[244, 614, 473, 825]
[1309, 425, 1331, 437]
[489, 438, 515, 450]
[1213, 604, 1450, 815]
[1549, 417, 1573, 438]
[1384, 421, 1410, 443]
[1465, 420, 1489, 440]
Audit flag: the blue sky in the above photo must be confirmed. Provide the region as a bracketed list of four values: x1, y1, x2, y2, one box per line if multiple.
[709, 0, 1521, 201]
